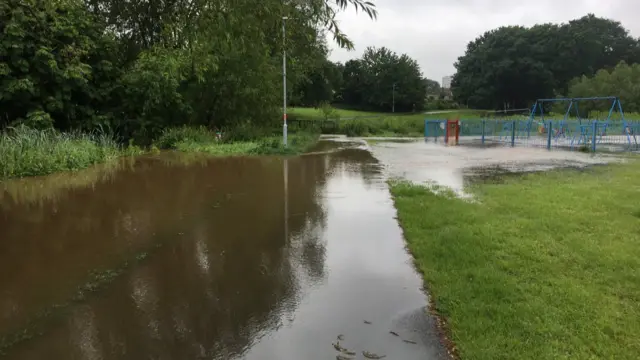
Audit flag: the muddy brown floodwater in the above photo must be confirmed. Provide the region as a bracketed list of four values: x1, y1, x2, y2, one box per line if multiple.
[0, 144, 447, 359]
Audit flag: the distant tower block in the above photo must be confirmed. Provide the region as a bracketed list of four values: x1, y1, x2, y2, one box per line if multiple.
[442, 75, 453, 89]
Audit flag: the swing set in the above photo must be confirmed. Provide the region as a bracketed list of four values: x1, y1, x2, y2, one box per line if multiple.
[528, 96, 638, 149]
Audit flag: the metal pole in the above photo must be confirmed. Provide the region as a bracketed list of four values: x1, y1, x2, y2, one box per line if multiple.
[282, 16, 288, 147]
[511, 120, 516, 147]
[591, 120, 597, 152]
[481, 119, 486, 144]
[547, 120, 552, 150]
[392, 83, 395, 113]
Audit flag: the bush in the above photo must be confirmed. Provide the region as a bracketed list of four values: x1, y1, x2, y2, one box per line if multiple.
[340, 120, 370, 137]
[424, 99, 460, 111]
[154, 126, 217, 149]
[221, 123, 275, 143]
[318, 102, 339, 121]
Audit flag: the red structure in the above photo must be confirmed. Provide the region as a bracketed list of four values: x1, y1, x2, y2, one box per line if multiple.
[445, 119, 460, 145]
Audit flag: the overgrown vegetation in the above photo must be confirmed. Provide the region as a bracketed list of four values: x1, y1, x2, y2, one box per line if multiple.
[0, 0, 376, 139]
[155, 126, 318, 156]
[390, 163, 640, 360]
[0, 126, 124, 179]
[0, 0, 377, 178]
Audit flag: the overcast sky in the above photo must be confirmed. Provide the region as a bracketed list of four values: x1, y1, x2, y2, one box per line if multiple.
[327, 0, 640, 85]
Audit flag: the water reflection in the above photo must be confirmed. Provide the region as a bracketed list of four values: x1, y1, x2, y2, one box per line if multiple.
[1, 144, 438, 360]
[0, 151, 335, 359]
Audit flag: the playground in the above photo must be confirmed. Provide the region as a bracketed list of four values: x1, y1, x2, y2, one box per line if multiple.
[424, 97, 640, 152]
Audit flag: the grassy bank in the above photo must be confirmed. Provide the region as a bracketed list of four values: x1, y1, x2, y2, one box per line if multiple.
[0, 125, 318, 180]
[289, 107, 490, 137]
[0, 127, 140, 180]
[155, 126, 318, 156]
[389, 162, 640, 360]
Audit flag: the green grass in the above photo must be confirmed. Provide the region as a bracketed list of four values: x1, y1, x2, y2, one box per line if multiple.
[289, 107, 491, 137]
[155, 126, 318, 156]
[289, 107, 386, 119]
[389, 162, 640, 360]
[0, 126, 136, 180]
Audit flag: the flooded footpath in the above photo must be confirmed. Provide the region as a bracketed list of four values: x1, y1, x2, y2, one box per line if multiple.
[369, 139, 619, 196]
[0, 142, 447, 359]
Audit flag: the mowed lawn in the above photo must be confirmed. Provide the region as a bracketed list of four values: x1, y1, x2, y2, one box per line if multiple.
[289, 107, 389, 119]
[390, 161, 640, 360]
[289, 106, 482, 120]
[288, 107, 484, 137]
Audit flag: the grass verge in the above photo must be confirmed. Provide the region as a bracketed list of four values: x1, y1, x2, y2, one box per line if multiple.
[389, 162, 640, 360]
[289, 107, 491, 137]
[155, 126, 318, 156]
[0, 126, 143, 180]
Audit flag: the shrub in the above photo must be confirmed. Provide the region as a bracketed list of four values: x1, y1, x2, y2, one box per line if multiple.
[154, 126, 217, 149]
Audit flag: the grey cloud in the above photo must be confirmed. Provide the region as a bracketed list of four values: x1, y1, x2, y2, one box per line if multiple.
[328, 0, 640, 84]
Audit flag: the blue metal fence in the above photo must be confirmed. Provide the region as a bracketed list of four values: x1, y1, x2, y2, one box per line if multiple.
[424, 118, 640, 152]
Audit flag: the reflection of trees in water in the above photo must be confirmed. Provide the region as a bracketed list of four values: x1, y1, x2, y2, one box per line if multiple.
[326, 148, 385, 190]
[0, 153, 334, 359]
[0, 157, 135, 212]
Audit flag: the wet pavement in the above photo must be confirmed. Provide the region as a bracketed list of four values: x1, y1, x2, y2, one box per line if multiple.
[0, 145, 447, 359]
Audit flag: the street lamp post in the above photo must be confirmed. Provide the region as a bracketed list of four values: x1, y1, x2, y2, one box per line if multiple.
[392, 83, 396, 113]
[282, 16, 288, 147]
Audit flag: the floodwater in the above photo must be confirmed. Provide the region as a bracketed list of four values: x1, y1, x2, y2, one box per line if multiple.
[0, 146, 447, 359]
[370, 138, 620, 196]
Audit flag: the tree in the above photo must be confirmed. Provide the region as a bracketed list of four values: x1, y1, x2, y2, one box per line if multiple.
[568, 61, 640, 114]
[452, 14, 640, 110]
[1, 0, 378, 140]
[0, 0, 120, 130]
[294, 60, 344, 107]
[339, 47, 427, 112]
[423, 79, 441, 96]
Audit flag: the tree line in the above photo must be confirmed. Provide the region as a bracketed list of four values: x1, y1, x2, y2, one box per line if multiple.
[292, 46, 442, 113]
[0, 0, 377, 142]
[452, 14, 640, 111]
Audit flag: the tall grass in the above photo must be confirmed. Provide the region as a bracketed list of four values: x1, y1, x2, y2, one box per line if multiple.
[0, 126, 122, 180]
